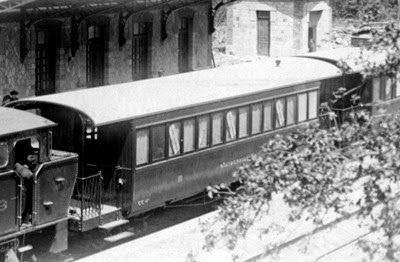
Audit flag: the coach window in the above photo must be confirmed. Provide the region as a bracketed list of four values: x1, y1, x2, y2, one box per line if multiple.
[238, 107, 249, 138]
[275, 98, 286, 128]
[298, 93, 308, 122]
[372, 77, 381, 102]
[168, 122, 181, 157]
[287, 96, 296, 126]
[0, 142, 8, 168]
[212, 112, 223, 145]
[251, 103, 262, 135]
[263, 101, 272, 131]
[152, 125, 166, 161]
[225, 110, 237, 142]
[308, 91, 318, 119]
[183, 119, 195, 153]
[381, 77, 395, 101]
[136, 129, 149, 165]
[198, 115, 210, 149]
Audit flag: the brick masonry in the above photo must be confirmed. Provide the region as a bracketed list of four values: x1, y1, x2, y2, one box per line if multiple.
[225, 0, 331, 57]
[0, 2, 211, 100]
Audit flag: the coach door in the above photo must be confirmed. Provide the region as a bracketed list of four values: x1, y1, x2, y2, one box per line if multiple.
[257, 11, 270, 56]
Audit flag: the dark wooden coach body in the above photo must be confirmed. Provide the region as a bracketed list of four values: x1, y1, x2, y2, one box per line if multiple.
[300, 47, 400, 122]
[9, 56, 343, 230]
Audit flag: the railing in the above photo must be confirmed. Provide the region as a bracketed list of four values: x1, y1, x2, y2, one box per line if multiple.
[319, 105, 367, 129]
[71, 171, 102, 222]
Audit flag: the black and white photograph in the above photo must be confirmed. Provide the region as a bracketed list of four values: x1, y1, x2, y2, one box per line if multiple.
[1, 0, 400, 261]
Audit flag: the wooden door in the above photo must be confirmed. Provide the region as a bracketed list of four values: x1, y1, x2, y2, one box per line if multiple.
[87, 25, 105, 87]
[132, 22, 150, 81]
[257, 11, 270, 56]
[35, 28, 57, 96]
[178, 18, 189, 73]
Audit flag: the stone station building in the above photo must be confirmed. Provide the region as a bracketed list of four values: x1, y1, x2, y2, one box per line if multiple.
[223, 0, 332, 57]
[0, 0, 214, 99]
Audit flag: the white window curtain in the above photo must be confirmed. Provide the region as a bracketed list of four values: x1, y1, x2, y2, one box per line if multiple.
[239, 107, 249, 138]
[308, 91, 318, 119]
[298, 93, 308, 122]
[183, 119, 195, 152]
[372, 77, 381, 102]
[275, 99, 285, 127]
[287, 96, 296, 125]
[136, 129, 149, 165]
[251, 104, 262, 134]
[385, 77, 392, 100]
[169, 123, 181, 157]
[198, 116, 209, 148]
[212, 113, 223, 145]
[263, 101, 272, 131]
[226, 110, 237, 141]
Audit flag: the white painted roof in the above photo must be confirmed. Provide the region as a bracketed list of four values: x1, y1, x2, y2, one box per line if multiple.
[10, 57, 342, 126]
[0, 107, 55, 137]
[299, 47, 387, 73]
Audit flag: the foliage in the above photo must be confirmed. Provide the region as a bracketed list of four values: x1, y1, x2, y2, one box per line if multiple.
[331, 0, 398, 22]
[203, 115, 400, 260]
[357, 23, 400, 79]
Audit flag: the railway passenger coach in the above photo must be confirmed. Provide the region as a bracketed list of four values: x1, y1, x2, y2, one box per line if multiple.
[6, 56, 343, 252]
[300, 47, 400, 122]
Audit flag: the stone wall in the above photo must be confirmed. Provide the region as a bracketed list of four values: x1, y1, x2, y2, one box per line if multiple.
[225, 0, 331, 57]
[0, 2, 211, 101]
[0, 23, 35, 98]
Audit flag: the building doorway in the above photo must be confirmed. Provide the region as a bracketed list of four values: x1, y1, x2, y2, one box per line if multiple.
[132, 22, 151, 81]
[178, 17, 191, 73]
[308, 11, 322, 52]
[87, 24, 105, 87]
[35, 23, 59, 96]
[257, 11, 270, 56]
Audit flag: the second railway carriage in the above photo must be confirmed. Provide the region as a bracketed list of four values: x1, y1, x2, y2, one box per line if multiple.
[8, 57, 343, 238]
[300, 47, 400, 121]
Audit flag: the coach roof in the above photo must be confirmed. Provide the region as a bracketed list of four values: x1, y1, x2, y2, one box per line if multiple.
[0, 107, 55, 137]
[9, 57, 342, 127]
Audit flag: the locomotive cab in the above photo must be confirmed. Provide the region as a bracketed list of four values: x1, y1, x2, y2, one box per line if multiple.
[0, 108, 78, 260]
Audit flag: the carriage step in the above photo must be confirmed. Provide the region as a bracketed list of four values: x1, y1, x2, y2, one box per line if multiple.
[18, 245, 33, 253]
[104, 231, 134, 243]
[98, 219, 129, 230]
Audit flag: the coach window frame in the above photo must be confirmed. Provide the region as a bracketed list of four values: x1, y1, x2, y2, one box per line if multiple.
[197, 114, 211, 150]
[168, 121, 182, 158]
[150, 124, 166, 162]
[238, 106, 250, 139]
[0, 141, 9, 169]
[136, 128, 150, 166]
[286, 95, 297, 126]
[225, 108, 238, 143]
[183, 118, 196, 154]
[297, 92, 308, 123]
[250, 103, 263, 135]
